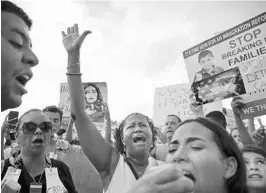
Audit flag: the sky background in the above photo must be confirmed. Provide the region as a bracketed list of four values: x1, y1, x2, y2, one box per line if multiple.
[1, 0, 266, 126]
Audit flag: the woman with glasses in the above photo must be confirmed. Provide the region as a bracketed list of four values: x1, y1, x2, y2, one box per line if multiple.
[1, 109, 76, 193]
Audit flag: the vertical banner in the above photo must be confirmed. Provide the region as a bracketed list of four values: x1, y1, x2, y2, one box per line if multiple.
[59, 82, 108, 134]
[183, 12, 266, 105]
[152, 83, 223, 127]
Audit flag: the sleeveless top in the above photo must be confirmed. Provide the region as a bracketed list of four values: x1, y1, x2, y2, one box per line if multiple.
[105, 155, 164, 193]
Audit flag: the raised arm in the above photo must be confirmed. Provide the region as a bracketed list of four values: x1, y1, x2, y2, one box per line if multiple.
[247, 118, 255, 134]
[231, 96, 253, 145]
[104, 105, 113, 144]
[62, 24, 119, 177]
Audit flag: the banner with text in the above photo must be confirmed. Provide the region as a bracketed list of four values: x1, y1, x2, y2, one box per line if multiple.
[152, 83, 223, 127]
[59, 82, 108, 134]
[239, 98, 266, 119]
[183, 12, 266, 105]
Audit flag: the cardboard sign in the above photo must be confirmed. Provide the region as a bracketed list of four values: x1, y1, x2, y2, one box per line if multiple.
[59, 82, 108, 134]
[183, 12, 266, 105]
[152, 83, 223, 127]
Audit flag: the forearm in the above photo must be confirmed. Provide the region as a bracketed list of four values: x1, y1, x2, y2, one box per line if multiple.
[104, 116, 112, 144]
[67, 52, 114, 171]
[247, 118, 255, 134]
[234, 115, 253, 145]
[67, 52, 84, 115]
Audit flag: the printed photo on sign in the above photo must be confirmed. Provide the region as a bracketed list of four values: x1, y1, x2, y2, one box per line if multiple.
[193, 49, 225, 82]
[59, 82, 108, 133]
[183, 12, 266, 103]
[191, 67, 246, 105]
[83, 82, 107, 123]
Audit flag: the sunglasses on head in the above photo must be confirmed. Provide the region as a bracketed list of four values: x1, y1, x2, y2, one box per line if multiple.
[21, 121, 53, 134]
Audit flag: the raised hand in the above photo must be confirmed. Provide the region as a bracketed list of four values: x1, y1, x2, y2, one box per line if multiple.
[251, 128, 266, 145]
[231, 96, 245, 118]
[62, 24, 91, 53]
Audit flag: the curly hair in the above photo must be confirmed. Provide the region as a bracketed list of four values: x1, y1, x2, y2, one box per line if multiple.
[113, 113, 157, 155]
[84, 83, 104, 112]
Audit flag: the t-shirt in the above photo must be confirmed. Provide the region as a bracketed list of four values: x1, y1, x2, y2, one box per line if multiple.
[1, 158, 76, 193]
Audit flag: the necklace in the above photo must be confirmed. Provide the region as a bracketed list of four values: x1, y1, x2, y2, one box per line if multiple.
[130, 161, 146, 177]
[23, 161, 45, 183]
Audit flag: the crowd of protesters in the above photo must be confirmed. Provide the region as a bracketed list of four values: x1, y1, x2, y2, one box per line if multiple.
[1, 1, 266, 193]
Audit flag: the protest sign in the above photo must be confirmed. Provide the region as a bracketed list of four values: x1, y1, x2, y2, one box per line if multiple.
[239, 98, 266, 119]
[59, 82, 108, 134]
[183, 12, 266, 105]
[152, 83, 223, 127]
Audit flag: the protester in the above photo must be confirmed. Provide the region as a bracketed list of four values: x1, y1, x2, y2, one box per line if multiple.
[151, 114, 182, 161]
[231, 96, 266, 151]
[1, 1, 39, 112]
[44, 105, 103, 193]
[241, 144, 266, 193]
[1, 109, 76, 193]
[62, 24, 164, 192]
[205, 110, 227, 129]
[230, 127, 244, 149]
[165, 117, 248, 193]
[43, 106, 63, 134]
[126, 117, 248, 193]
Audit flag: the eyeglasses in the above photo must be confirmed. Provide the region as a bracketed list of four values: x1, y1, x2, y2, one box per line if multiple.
[20, 121, 53, 134]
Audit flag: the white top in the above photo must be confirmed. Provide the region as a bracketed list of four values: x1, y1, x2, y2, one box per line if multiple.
[105, 155, 165, 193]
[105, 155, 136, 193]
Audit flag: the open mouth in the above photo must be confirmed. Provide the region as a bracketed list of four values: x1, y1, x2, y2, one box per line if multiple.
[167, 129, 173, 133]
[248, 174, 263, 179]
[133, 135, 146, 143]
[16, 75, 30, 86]
[183, 171, 196, 182]
[33, 138, 44, 144]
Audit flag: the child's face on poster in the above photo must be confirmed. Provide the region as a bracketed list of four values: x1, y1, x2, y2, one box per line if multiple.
[200, 54, 214, 70]
[85, 86, 98, 103]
